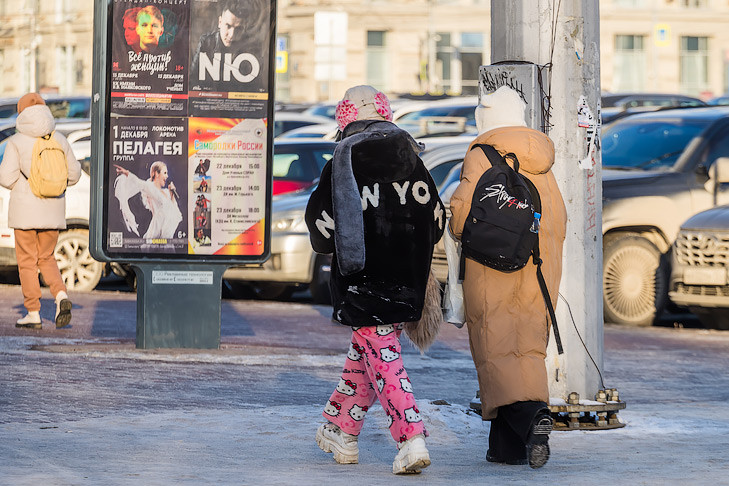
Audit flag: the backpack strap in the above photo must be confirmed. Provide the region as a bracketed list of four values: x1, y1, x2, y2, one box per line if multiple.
[535, 259, 564, 354]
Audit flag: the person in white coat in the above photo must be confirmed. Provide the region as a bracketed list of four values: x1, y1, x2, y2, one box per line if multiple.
[0, 93, 81, 329]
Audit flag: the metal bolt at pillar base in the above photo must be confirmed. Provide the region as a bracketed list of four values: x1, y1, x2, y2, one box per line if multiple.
[550, 389, 627, 431]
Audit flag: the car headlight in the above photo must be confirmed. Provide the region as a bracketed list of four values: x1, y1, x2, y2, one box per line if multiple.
[272, 213, 307, 233]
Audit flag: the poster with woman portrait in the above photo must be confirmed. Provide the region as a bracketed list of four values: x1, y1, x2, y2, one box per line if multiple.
[106, 117, 189, 254]
[188, 0, 271, 117]
[110, 0, 190, 116]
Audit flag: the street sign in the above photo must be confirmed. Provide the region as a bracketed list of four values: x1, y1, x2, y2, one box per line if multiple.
[654, 23, 671, 47]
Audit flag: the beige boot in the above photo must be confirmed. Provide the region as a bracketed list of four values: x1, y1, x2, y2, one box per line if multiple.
[16, 311, 42, 329]
[55, 291, 72, 329]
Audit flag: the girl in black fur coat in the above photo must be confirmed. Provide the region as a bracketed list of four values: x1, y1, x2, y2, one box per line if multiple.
[305, 85, 445, 475]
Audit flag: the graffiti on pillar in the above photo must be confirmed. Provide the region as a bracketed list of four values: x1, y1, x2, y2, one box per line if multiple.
[578, 95, 601, 233]
[481, 70, 527, 104]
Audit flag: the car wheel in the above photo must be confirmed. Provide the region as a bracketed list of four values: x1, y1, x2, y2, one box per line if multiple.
[309, 254, 331, 305]
[54, 229, 103, 292]
[222, 280, 255, 300]
[689, 307, 729, 331]
[603, 235, 669, 326]
[253, 282, 295, 301]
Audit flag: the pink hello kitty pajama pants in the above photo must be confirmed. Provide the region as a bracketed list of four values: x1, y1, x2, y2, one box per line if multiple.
[322, 323, 427, 445]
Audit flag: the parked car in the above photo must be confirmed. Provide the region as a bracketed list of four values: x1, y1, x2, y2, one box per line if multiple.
[669, 197, 729, 330]
[601, 92, 706, 124]
[602, 106, 729, 326]
[707, 95, 729, 106]
[394, 98, 479, 138]
[302, 102, 337, 119]
[0, 95, 91, 122]
[225, 139, 471, 301]
[275, 122, 338, 140]
[271, 139, 336, 196]
[273, 112, 334, 138]
[0, 119, 91, 146]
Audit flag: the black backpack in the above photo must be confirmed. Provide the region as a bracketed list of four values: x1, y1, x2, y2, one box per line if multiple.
[461, 144, 563, 354]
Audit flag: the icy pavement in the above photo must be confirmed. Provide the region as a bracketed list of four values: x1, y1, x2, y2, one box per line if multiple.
[1, 286, 729, 485]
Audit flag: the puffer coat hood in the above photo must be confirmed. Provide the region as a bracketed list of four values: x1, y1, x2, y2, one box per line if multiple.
[16, 104, 56, 138]
[449, 126, 567, 420]
[470, 126, 556, 176]
[0, 105, 81, 230]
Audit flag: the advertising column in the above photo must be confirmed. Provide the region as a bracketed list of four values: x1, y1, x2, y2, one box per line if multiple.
[92, 0, 275, 348]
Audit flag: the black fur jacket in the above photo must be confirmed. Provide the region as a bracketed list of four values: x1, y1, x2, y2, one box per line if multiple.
[305, 120, 445, 327]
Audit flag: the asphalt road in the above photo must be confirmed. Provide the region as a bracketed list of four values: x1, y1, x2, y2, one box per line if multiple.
[1, 282, 728, 485]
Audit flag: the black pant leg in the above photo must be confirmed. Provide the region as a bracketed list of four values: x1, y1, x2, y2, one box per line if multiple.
[490, 407, 529, 462]
[499, 400, 550, 448]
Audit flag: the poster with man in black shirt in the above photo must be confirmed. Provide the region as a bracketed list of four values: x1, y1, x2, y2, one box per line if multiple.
[189, 0, 271, 118]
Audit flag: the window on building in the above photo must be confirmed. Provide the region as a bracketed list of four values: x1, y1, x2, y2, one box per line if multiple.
[55, 0, 72, 23]
[435, 32, 452, 94]
[613, 0, 645, 7]
[681, 0, 707, 7]
[432, 32, 483, 95]
[613, 35, 646, 92]
[366, 31, 388, 92]
[460, 32, 483, 96]
[680, 36, 709, 96]
[56, 46, 76, 93]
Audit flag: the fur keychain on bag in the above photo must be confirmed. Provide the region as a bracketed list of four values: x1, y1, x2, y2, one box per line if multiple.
[404, 268, 443, 353]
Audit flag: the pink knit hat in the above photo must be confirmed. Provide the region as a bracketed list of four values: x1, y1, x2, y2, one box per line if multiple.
[334, 85, 393, 131]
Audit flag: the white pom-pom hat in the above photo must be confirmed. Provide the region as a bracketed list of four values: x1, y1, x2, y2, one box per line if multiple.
[475, 86, 528, 134]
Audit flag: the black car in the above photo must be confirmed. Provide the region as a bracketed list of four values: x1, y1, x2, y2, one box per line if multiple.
[601, 93, 706, 124]
[602, 106, 729, 326]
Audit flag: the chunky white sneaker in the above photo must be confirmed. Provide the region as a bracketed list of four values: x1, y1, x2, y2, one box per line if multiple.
[393, 434, 430, 474]
[16, 311, 42, 329]
[55, 292, 72, 329]
[316, 423, 359, 464]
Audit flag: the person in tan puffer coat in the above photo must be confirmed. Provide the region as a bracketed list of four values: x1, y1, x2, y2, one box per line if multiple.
[448, 86, 567, 469]
[0, 93, 81, 329]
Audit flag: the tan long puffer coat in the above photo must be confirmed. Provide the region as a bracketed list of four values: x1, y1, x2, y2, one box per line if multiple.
[449, 126, 567, 420]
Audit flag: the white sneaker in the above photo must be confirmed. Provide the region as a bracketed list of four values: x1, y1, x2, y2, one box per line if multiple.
[16, 311, 42, 329]
[316, 423, 359, 464]
[55, 292, 72, 329]
[393, 434, 431, 474]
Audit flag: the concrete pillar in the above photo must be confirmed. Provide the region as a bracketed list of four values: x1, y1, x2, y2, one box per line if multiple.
[490, 0, 604, 402]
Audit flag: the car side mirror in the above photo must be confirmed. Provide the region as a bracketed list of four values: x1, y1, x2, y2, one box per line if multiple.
[704, 157, 729, 198]
[712, 157, 729, 184]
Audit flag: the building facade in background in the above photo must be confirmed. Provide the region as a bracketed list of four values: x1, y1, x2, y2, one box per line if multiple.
[0, 0, 726, 102]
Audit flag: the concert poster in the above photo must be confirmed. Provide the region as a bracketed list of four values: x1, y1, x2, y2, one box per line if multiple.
[187, 117, 267, 255]
[188, 0, 271, 117]
[110, 0, 190, 116]
[106, 117, 189, 254]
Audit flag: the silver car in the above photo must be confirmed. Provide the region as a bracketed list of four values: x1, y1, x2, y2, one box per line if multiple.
[670, 203, 729, 330]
